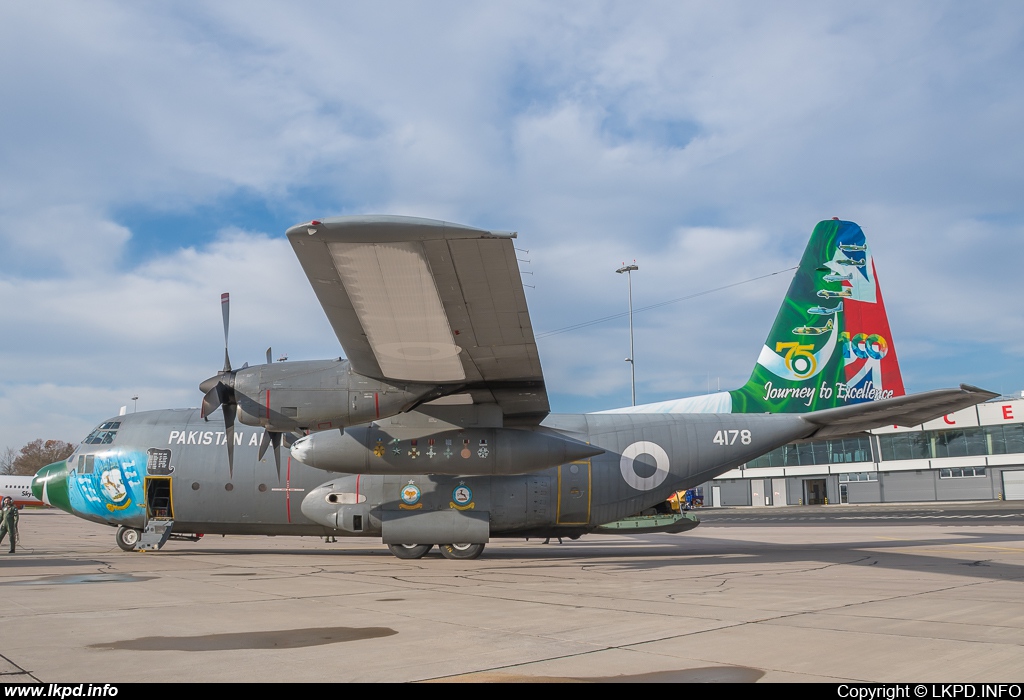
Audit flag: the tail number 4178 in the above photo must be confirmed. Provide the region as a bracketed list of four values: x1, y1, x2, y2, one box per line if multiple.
[713, 429, 752, 446]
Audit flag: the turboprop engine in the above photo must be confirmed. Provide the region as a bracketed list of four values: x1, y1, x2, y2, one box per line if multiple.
[290, 425, 603, 476]
[197, 292, 442, 474]
[228, 358, 436, 432]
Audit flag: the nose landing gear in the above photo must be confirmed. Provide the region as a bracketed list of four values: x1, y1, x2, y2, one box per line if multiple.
[116, 526, 141, 552]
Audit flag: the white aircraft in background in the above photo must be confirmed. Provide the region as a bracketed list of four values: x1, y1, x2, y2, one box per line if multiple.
[2, 475, 43, 508]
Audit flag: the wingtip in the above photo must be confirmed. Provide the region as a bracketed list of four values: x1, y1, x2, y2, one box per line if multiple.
[959, 384, 1001, 400]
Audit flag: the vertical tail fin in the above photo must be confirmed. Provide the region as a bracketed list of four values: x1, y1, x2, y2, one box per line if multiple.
[728, 219, 905, 413]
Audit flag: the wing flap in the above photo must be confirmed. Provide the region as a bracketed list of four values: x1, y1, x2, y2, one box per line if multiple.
[800, 384, 999, 438]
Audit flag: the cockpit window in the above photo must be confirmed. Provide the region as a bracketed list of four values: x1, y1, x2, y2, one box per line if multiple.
[83, 421, 121, 445]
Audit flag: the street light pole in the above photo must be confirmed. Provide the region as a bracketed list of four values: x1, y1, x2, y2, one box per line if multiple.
[616, 262, 638, 406]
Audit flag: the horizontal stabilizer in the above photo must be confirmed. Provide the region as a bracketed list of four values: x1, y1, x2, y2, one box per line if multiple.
[800, 384, 999, 438]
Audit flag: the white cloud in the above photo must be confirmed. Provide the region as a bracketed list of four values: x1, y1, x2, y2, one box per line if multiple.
[0, 226, 338, 448]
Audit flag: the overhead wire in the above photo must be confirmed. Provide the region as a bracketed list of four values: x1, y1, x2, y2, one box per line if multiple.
[535, 266, 798, 340]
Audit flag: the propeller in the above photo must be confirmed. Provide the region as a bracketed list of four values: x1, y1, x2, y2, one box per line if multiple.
[200, 293, 238, 477]
[200, 295, 293, 478]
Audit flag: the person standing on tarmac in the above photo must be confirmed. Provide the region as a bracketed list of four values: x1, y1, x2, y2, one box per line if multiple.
[0, 496, 19, 554]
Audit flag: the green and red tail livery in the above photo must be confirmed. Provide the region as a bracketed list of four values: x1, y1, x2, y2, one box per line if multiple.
[729, 219, 905, 413]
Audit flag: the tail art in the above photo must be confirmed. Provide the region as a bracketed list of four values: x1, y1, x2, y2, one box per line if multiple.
[599, 219, 905, 416]
[728, 219, 905, 412]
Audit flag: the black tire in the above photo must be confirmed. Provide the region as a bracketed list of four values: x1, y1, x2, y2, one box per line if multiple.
[116, 526, 141, 552]
[439, 543, 485, 560]
[388, 543, 433, 560]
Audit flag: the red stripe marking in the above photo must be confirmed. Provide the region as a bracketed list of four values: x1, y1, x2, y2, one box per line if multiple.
[265, 389, 271, 419]
[356, 474, 361, 502]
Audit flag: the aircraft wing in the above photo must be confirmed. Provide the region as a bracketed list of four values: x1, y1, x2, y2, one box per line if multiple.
[287, 215, 549, 424]
[799, 384, 999, 438]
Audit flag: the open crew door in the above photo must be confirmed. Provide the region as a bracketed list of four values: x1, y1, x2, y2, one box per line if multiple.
[138, 476, 174, 551]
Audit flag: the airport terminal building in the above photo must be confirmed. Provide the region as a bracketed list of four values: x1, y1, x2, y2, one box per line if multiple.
[704, 397, 1024, 506]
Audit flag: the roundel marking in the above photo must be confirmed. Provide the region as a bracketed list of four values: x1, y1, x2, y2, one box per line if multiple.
[619, 441, 670, 491]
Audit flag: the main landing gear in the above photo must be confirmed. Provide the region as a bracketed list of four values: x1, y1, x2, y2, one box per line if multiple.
[386, 543, 486, 560]
[387, 544, 434, 559]
[438, 543, 485, 560]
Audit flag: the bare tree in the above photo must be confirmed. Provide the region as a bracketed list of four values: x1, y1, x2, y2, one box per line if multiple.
[11, 439, 76, 476]
[0, 447, 17, 476]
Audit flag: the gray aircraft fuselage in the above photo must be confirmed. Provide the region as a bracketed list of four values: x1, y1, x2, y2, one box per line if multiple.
[34, 406, 816, 542]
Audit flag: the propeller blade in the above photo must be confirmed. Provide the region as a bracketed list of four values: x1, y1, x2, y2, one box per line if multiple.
[272, 433, 282, 480]
[266, 347, 272, 365]
[223, 400, 235, 478]
[258, 430, 283, 479]
[221, 292, 231, 372]
[201, 384, 222, 419]
[258, 430, 271, 461]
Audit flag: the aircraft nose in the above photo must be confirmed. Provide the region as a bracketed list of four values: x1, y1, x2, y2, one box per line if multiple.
[32, 460, 72, 512]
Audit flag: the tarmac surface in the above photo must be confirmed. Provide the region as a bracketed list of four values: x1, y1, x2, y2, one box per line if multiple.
[2, 503, 1024, 683]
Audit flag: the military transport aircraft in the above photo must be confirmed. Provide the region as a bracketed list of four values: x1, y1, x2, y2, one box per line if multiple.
[32, 217, 995, 559]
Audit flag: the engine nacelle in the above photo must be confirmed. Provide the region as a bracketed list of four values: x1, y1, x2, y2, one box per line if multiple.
[301, 477, 489, 544]
[290, 425, 603, 475]
[299, 476, 381, 535]
[231, 358, 437, 432]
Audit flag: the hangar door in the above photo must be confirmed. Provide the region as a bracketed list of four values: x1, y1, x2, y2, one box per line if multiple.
[1002, 470, 1024, 500]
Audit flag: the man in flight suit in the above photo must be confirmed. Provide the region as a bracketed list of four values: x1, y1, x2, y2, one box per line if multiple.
[0, 496, 19, 553]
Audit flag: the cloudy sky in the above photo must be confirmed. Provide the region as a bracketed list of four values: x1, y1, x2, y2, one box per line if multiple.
[1, 2, 1022, 450]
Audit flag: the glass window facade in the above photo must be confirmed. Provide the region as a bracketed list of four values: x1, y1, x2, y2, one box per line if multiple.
[744, 424, 1024, 469]
[877, 432, 930, 461]
[990, 424, 1024, 455]
[838, 472, 878, 482]
[746, 436, 873, 468]
[939, 467, 986, 478]
[879, 425, 1024, 461]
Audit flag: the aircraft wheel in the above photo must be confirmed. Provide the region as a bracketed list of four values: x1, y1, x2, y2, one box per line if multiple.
[116, 526, 141, 552]
[439, 543, 485, 560]
[388, 544, 433, 560]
